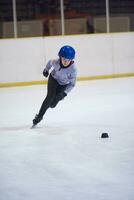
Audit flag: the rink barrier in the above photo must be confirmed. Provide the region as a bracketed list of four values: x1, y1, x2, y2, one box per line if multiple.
[0, 72, 134, 88]
[1, 32, 134, 85]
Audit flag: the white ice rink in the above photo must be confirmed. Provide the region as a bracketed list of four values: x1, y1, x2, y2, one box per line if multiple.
[0, 77, 134, 200]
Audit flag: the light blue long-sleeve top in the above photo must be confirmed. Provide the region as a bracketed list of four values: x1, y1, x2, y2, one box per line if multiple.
[43, 59, 77, 94]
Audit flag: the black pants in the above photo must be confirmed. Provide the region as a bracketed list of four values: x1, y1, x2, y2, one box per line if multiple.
[38, 74, 67, 118]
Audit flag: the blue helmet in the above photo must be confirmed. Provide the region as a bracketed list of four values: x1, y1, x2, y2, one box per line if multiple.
[58, 45, 75, 60]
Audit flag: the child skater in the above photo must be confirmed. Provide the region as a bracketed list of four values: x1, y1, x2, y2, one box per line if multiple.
[32, 45, 77, 127]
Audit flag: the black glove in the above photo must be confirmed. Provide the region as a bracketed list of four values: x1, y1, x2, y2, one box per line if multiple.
[56, 92, 67, 101]
[43, 70, 49, 77]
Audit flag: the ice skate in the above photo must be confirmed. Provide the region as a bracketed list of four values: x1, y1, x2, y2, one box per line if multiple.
[32, 114, 43, 128]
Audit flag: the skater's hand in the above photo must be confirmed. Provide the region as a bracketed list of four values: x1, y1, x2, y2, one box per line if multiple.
[43, 70, 49, 77]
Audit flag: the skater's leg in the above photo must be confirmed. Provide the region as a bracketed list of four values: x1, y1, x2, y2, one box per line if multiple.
[50, 84, 67, 108]
[39, 75, 58, 116]
[33, 75, 58, 125]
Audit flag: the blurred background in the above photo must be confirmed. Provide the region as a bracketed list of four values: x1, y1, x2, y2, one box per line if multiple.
[0, 0, 134, 38]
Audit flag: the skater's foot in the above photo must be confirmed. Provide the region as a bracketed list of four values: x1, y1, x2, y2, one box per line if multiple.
[33, 114, 43, 126]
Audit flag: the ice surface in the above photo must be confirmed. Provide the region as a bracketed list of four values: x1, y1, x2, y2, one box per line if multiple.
[0, 77, 134, 200]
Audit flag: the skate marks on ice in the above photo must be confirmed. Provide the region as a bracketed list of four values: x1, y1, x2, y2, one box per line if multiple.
[0, 124, 50, 134]
[30, 124, 69, 135]
[29, 122, 134, 145]
[0, 122, 133, 136]
[0, 123, 68, 135]
[0, 125, 31, 133]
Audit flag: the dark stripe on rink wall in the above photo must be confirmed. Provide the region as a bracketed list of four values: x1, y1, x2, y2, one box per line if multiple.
[0, 73, 134, 88]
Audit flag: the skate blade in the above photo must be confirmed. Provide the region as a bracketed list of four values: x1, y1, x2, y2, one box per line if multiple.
[31, 124, 36, 129]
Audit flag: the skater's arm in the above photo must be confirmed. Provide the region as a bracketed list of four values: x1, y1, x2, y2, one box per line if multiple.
[65, 69, 77, 94]
[43, 60, 54, 76]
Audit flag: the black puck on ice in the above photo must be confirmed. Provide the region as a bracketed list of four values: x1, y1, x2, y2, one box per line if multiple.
[101, 133, 109, 138]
